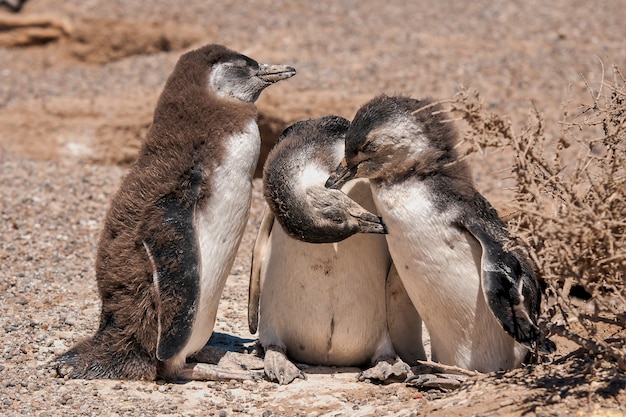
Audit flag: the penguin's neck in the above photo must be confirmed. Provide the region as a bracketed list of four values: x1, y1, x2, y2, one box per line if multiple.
[283, 142, 339, 205]
[374, 153, 475, 204]
[213, 118, 261, 182]
[298, 141, 344, 189]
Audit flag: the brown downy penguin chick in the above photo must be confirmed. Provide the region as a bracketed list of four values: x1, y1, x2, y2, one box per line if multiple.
[326, 95, 548, 373]
[53, 44, 295, 381]
[249, 116, 425, 384]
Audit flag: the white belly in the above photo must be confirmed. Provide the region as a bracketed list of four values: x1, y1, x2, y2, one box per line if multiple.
[259, 180, 394, 366]
[372, 180, 525, 372]
[181, 120, 260, 359]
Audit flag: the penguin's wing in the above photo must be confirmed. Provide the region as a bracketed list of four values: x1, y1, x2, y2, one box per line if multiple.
[458, 204, 541, 348]
[386, 263, 426, 364]
[248, 207, 275, 334]
[141, 172, 202, 362]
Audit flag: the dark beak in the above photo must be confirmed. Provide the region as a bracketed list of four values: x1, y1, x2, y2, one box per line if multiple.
[355, 212, 387, 235]
[325, 159, 356, 189]
[257, 64, 296, 83]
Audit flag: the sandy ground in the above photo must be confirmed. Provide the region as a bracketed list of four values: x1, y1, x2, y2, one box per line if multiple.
[1, 0, 625, 416]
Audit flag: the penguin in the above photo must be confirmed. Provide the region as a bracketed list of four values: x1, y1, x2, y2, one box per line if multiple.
[249, 116, 425, 384]
[53, 44, 295, 381]
[325, 94, 545, 373]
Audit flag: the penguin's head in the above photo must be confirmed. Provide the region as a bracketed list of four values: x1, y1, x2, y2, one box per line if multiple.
[326, 94, 459, 188]
[201, 45, 296, 103]
[264, 116, 387, 243]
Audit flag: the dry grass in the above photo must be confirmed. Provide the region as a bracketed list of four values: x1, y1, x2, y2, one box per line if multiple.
[444, 64, 626, 372]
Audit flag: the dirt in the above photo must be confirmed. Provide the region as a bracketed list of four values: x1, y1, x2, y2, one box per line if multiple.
[1, 0, 625, 416]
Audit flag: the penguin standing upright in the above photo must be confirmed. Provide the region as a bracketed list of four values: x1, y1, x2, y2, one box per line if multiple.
[249, 116, 425, 384]
[54, 44, 295, 381]
[326, 95, 544, 373]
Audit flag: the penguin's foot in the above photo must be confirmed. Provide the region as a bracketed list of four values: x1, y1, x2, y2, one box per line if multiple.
[53, 355, 77, 379]
[190, 347, 264, 370]
[180, 347, 264, 381]
[221, 351, 264, 371]
[52, 336, 157, 380]
[358, 358, 410, 383]
[180, 363, 263, 381]
[405, 373, 468, 391]
[405, 360, 478, 391]
[263, 346, 306, 385]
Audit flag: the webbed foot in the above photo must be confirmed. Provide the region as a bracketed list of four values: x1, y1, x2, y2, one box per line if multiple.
[358, 358, 410, 383]
[264, 346, 306, 384]
[181, 346, 264, 381]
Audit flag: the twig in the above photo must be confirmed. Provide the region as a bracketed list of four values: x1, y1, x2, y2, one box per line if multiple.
[415, 360, 481, 377]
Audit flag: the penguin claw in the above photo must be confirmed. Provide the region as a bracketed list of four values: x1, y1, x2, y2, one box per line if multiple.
[50, 350, 79, 379]
[263, 348, 306, 385]
[53, 361, 75, 379]
[358, 358, 411, 383]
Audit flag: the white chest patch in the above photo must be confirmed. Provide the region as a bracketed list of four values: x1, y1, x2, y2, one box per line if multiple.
[298, 163, 330, 190]
[373, 181, 476, 308]
[372, 179, 523, 371]
[180, 119, 260, 358]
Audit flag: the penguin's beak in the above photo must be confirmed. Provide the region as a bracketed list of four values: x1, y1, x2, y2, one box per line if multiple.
[354, 212, 388, 235]
[325, 159, 356, 189]
[257, 64, 296, 83]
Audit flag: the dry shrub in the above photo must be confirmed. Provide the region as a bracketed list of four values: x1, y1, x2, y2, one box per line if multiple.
[445, 65, 625, 371]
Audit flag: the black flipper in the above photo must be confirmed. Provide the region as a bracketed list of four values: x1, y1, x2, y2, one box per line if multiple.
[142, 167, 203, 361]
[457, 196, 541, 348]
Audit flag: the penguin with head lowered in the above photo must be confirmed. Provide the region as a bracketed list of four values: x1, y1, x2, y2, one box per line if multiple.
[326, 95, 547, 373]
[54, 44, 295, 381]
[249, 116, 425, 384]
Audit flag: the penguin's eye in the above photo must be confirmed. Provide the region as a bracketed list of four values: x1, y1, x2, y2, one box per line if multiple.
[225, 61, 253, 75]
[232, 57, 259, 71]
